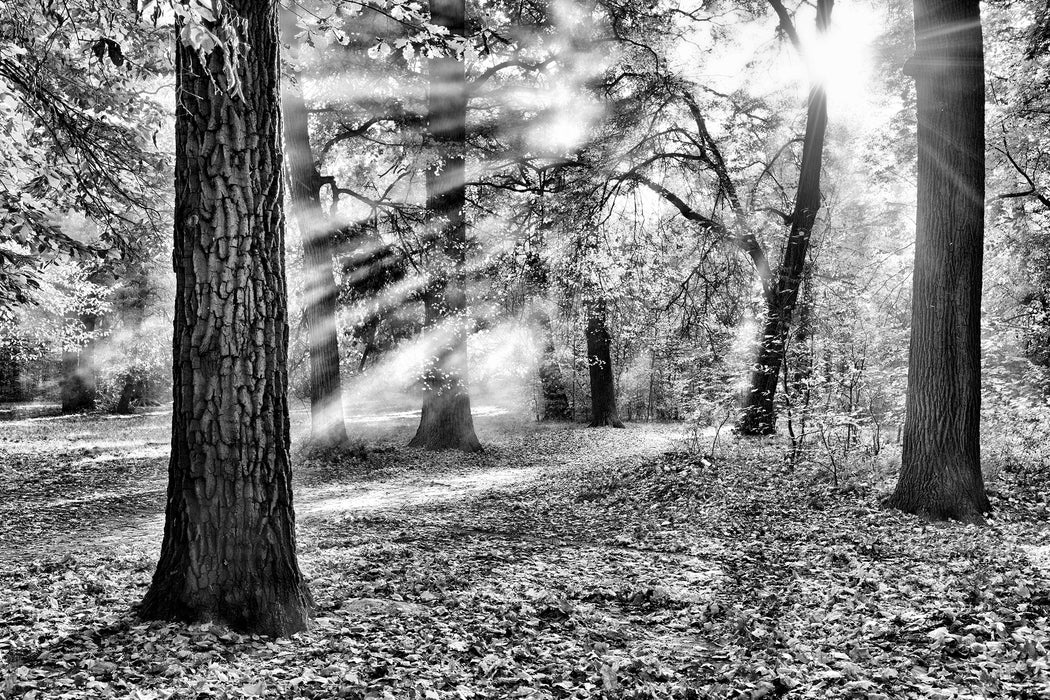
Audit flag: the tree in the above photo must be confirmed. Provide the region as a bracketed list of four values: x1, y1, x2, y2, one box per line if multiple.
[0, 0, 168, 309]
[281, 9, 349, 446]
[583, 0, 834, 436]
[60, 312, 98, 413]
[736, 0, 832, 435]
[409, 0, 483, 452]
[888, 0, 990, 522]
[139, 0, 312, 635]
[585, 296, 625, 428]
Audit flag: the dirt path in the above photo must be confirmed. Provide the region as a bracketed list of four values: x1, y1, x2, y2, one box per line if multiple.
[7, 409, 1050, 698]
[0, 409, 686, 565]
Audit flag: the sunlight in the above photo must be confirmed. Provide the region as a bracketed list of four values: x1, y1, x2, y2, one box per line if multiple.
[678, 2, 886, 127]
[300, 464, 546, 516]
[525, 84, 603, 155]
[795, 1, 883, 117]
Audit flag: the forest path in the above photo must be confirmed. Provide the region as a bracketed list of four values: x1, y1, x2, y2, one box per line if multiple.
[0, 407, 691, 564]
[6, 409, 1050, 697]
[1, 406, 754, 698]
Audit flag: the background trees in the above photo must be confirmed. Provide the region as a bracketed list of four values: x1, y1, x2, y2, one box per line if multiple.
[281, 8, 350, 446]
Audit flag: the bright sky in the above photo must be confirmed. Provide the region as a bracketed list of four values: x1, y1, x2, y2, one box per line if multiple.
[676, 1, 889, 128]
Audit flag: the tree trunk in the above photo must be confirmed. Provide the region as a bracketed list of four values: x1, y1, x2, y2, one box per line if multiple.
[280, 11, 348, 446]
[115, 373, 146, 414]
[0, 345, 21, 402]
[139, 0, 312, 636]
[534, 307, 571, 421]
[61, 314, 96, 413]
[586, 298, 624, 428]
[888, 0, 989, 523]
[409, 0, 482, 452]
[738, 0, 832, 436]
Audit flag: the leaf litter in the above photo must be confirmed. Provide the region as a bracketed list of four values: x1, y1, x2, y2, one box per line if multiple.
[1, 411, 1049, 698]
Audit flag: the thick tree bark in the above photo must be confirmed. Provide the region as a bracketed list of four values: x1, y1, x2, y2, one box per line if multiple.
[139, 0, 312, 636]
[738, 0, 832, 436]
[280, 11, 348, 446]
[586, 298, 624, 428]
[889, 0, 990, 523]
[409, 0, 482, 452]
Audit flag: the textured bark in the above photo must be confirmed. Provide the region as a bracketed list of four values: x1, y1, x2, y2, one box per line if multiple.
[738, 0, 832, 436]
[586, 299, 624, 428]
[889, 0, 990, 523]
[281, 10, 348, 446]
[139, 0, 312, 636]
[61, 314, 96, 413]
[409, 0, 482, 452]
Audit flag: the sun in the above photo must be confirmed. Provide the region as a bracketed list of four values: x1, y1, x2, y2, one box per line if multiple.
[795, 1, 884, 118]
[675, 2, 886, 127]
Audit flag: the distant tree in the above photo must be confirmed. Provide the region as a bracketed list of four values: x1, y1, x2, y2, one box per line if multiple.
[585, 296, 624, 428]
[60, 312, 98, 413]
[281, 9, 349, 446]
[139, 0, 312, 635]
[409, 0, 483, 451]
[888, 0, 990, 522]
[586, 0, 834, 436]
[524, 246, 572, 422]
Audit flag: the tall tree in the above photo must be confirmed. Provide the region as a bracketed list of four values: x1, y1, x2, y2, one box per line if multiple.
[409, 0, 482, 452]
[139, 0, 312, 635]
[737, 0, 832, 435]
[280, 10, 349, 446]
[888, 0, 990, 522]
[596, 1, 832, 436]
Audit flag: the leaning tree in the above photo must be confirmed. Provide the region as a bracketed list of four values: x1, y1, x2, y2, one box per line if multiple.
[139, 0, 312, 635]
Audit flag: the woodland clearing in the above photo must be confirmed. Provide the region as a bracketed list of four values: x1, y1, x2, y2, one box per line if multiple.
[1, 409, 1049, 699]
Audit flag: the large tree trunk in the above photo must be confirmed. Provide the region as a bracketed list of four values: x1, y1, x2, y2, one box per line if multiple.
[409, 0, 482, 452]
[280, 11, 348, 446]
[139, 0, 312, 636]
[60, 313, 96, 413]
[738, 0, 832, 436]
[586, 298, 624, 428]
[888, 0, 989, 523]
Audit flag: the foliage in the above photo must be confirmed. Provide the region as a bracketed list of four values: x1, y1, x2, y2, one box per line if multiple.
[0, 0, 171, 310]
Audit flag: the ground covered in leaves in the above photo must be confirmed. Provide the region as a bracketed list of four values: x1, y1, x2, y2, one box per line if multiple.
[2, 407, 1050, 699]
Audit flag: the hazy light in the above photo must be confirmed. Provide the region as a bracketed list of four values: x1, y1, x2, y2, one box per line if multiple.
[796, 1, 882, 120]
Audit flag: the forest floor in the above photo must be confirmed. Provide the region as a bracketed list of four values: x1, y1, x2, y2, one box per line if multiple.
[1, 408, 1050, 699]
